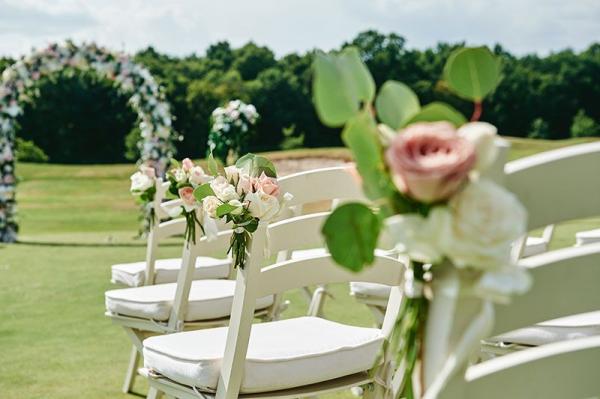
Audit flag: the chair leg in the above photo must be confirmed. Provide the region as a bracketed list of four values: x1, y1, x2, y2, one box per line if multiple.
[122, 344, 141, 393]
[147, 386, 164, 399]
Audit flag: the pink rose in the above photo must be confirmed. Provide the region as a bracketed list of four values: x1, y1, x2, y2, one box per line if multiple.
[385, 122, 476, 203]
[253, 172, 280, 197]
[236, 174, 254, 196]
[178, 186, 196, 209]
[182, 158, 194, 172]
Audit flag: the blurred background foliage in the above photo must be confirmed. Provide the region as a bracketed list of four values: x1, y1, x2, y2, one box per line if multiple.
[1, 30, 599, 164]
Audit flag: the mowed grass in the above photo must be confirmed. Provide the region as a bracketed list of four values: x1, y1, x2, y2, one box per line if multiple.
[1, 138, 598, 398]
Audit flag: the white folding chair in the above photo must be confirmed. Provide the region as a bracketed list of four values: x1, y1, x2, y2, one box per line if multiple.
[111, 179, 230, 287]
[438, 244, 600, 398]
[109, 166, 368, 394]
[139, 212, 406, 399]
[483, 141, 600, 355]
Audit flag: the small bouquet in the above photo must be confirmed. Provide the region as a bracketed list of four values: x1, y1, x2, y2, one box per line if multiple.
[167, 154, 291, 262]
[314, 47, 530, 398]
[208, 100, 259, 164]
[166, 157, 213, 243]
[130, 165, 157, 233]
[194, 153, 292, 268]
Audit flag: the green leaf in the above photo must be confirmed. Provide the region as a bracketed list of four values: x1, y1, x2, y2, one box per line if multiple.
[338, 47, 376, 105]
[216, 203, 238, 218]
[312, 47, 375, 127]
[235, 153, 277, 177]
[444, 46, 501, 101]
[342, 111, 395, 200]
[322, 203, 381, 271]
[313, 52, 358, 127]
[406, 102, 467, 127]
[207, 152, 219, 176]
[193, 183, 215, 201]
[375, 81, 420, 129]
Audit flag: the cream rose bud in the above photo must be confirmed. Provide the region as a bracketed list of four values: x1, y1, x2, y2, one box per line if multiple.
[224, 165, 240, 185]
[181, 157, 194, 172]
[458, 122, 498, 172]
[228, 199, 244, 215]
[189, 166, 211, 186]
[443, 179, 527, 270]
[203, 195, 221, 218]
[130, 171, 153, 193]
[210, 176, 239, 202]
[246, 190, 280, 220]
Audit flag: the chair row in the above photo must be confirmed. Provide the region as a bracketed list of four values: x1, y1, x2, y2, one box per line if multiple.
[105, 140, 600, 398]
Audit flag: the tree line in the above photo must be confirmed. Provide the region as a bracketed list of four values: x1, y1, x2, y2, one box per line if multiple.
[1, 30, 599, 163]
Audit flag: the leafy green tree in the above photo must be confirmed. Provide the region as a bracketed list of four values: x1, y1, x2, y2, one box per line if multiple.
[232, 42, 276, 81]
[528, 118, 551, 139]
[571, 109, 600, 137]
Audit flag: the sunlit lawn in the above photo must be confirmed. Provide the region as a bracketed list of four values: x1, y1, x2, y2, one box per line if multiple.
[1, 139, 598, 398]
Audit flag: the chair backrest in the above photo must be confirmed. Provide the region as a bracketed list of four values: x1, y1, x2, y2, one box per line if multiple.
[505, 141, 600, 231]
[277, 165, 366, 218]
[439, 335, 600, 399]
[493, 243, 600, 336]
[213, 213, 406, 398]
[436, 243, 600, 398]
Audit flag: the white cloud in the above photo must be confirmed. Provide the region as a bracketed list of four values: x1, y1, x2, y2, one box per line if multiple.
[0, 0, 598, 58]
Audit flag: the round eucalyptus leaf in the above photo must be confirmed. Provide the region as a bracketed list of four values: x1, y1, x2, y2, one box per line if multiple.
[406, 102, 467, 127]
[444, 47, 501, 101]
[322, 203, 381, 272]
[375, 81, 420, 129]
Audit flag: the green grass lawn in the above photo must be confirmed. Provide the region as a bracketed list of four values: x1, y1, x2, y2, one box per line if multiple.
[1, 138, 598, 398]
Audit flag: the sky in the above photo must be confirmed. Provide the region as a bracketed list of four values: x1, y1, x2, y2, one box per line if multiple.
[0, 0, 598, 59]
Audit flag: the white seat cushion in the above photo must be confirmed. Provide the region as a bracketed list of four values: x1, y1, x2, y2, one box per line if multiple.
[105, 280, 273, 322]
[143, 316, 383, 393]
[111, 257, 230, 287]
[349, 282, 391, 298]
[576, 228, 600, 246]
[491, 311, 600, 346]
[522, 236, 548, 258]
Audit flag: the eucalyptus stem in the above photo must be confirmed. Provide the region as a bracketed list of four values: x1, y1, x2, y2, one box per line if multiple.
[392, 262, 429, 399]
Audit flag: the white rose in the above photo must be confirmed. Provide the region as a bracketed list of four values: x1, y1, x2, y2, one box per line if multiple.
[458, 122, 498, 172]
[189, 166, 211, 186]
[203, 195, 221, 219]
[224, 165, 240, 185]
[246, 190, 280, 220]
[210, 176, 239, 202]
[130, 171, 153, 194]
[385, 207, 452, 264]
[443, 179, 527, 270]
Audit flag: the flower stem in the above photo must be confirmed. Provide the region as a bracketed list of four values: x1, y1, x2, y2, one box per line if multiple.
[471, 101, 482, 122]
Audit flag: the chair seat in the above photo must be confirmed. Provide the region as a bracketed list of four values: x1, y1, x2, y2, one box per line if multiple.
[111, 257, 230, 287]
[576, 228, 600, 246]
[522, 236, 548, 258]
[143, 316, 383, 393]
[105, 280, 274, 322]
[491, 311, 600, 347]
[349, 282, 391, 298]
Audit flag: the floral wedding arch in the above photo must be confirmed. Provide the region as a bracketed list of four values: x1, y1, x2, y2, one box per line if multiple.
[0, 41, 176, 242]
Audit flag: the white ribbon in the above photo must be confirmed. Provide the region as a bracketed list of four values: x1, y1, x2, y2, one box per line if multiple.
[421, 268, 495, 399]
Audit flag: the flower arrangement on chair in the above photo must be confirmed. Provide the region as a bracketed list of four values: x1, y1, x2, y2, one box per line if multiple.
[313, 46, 531, 398]
[167, 153, 291, 267]
[208, 99, 259, 165]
